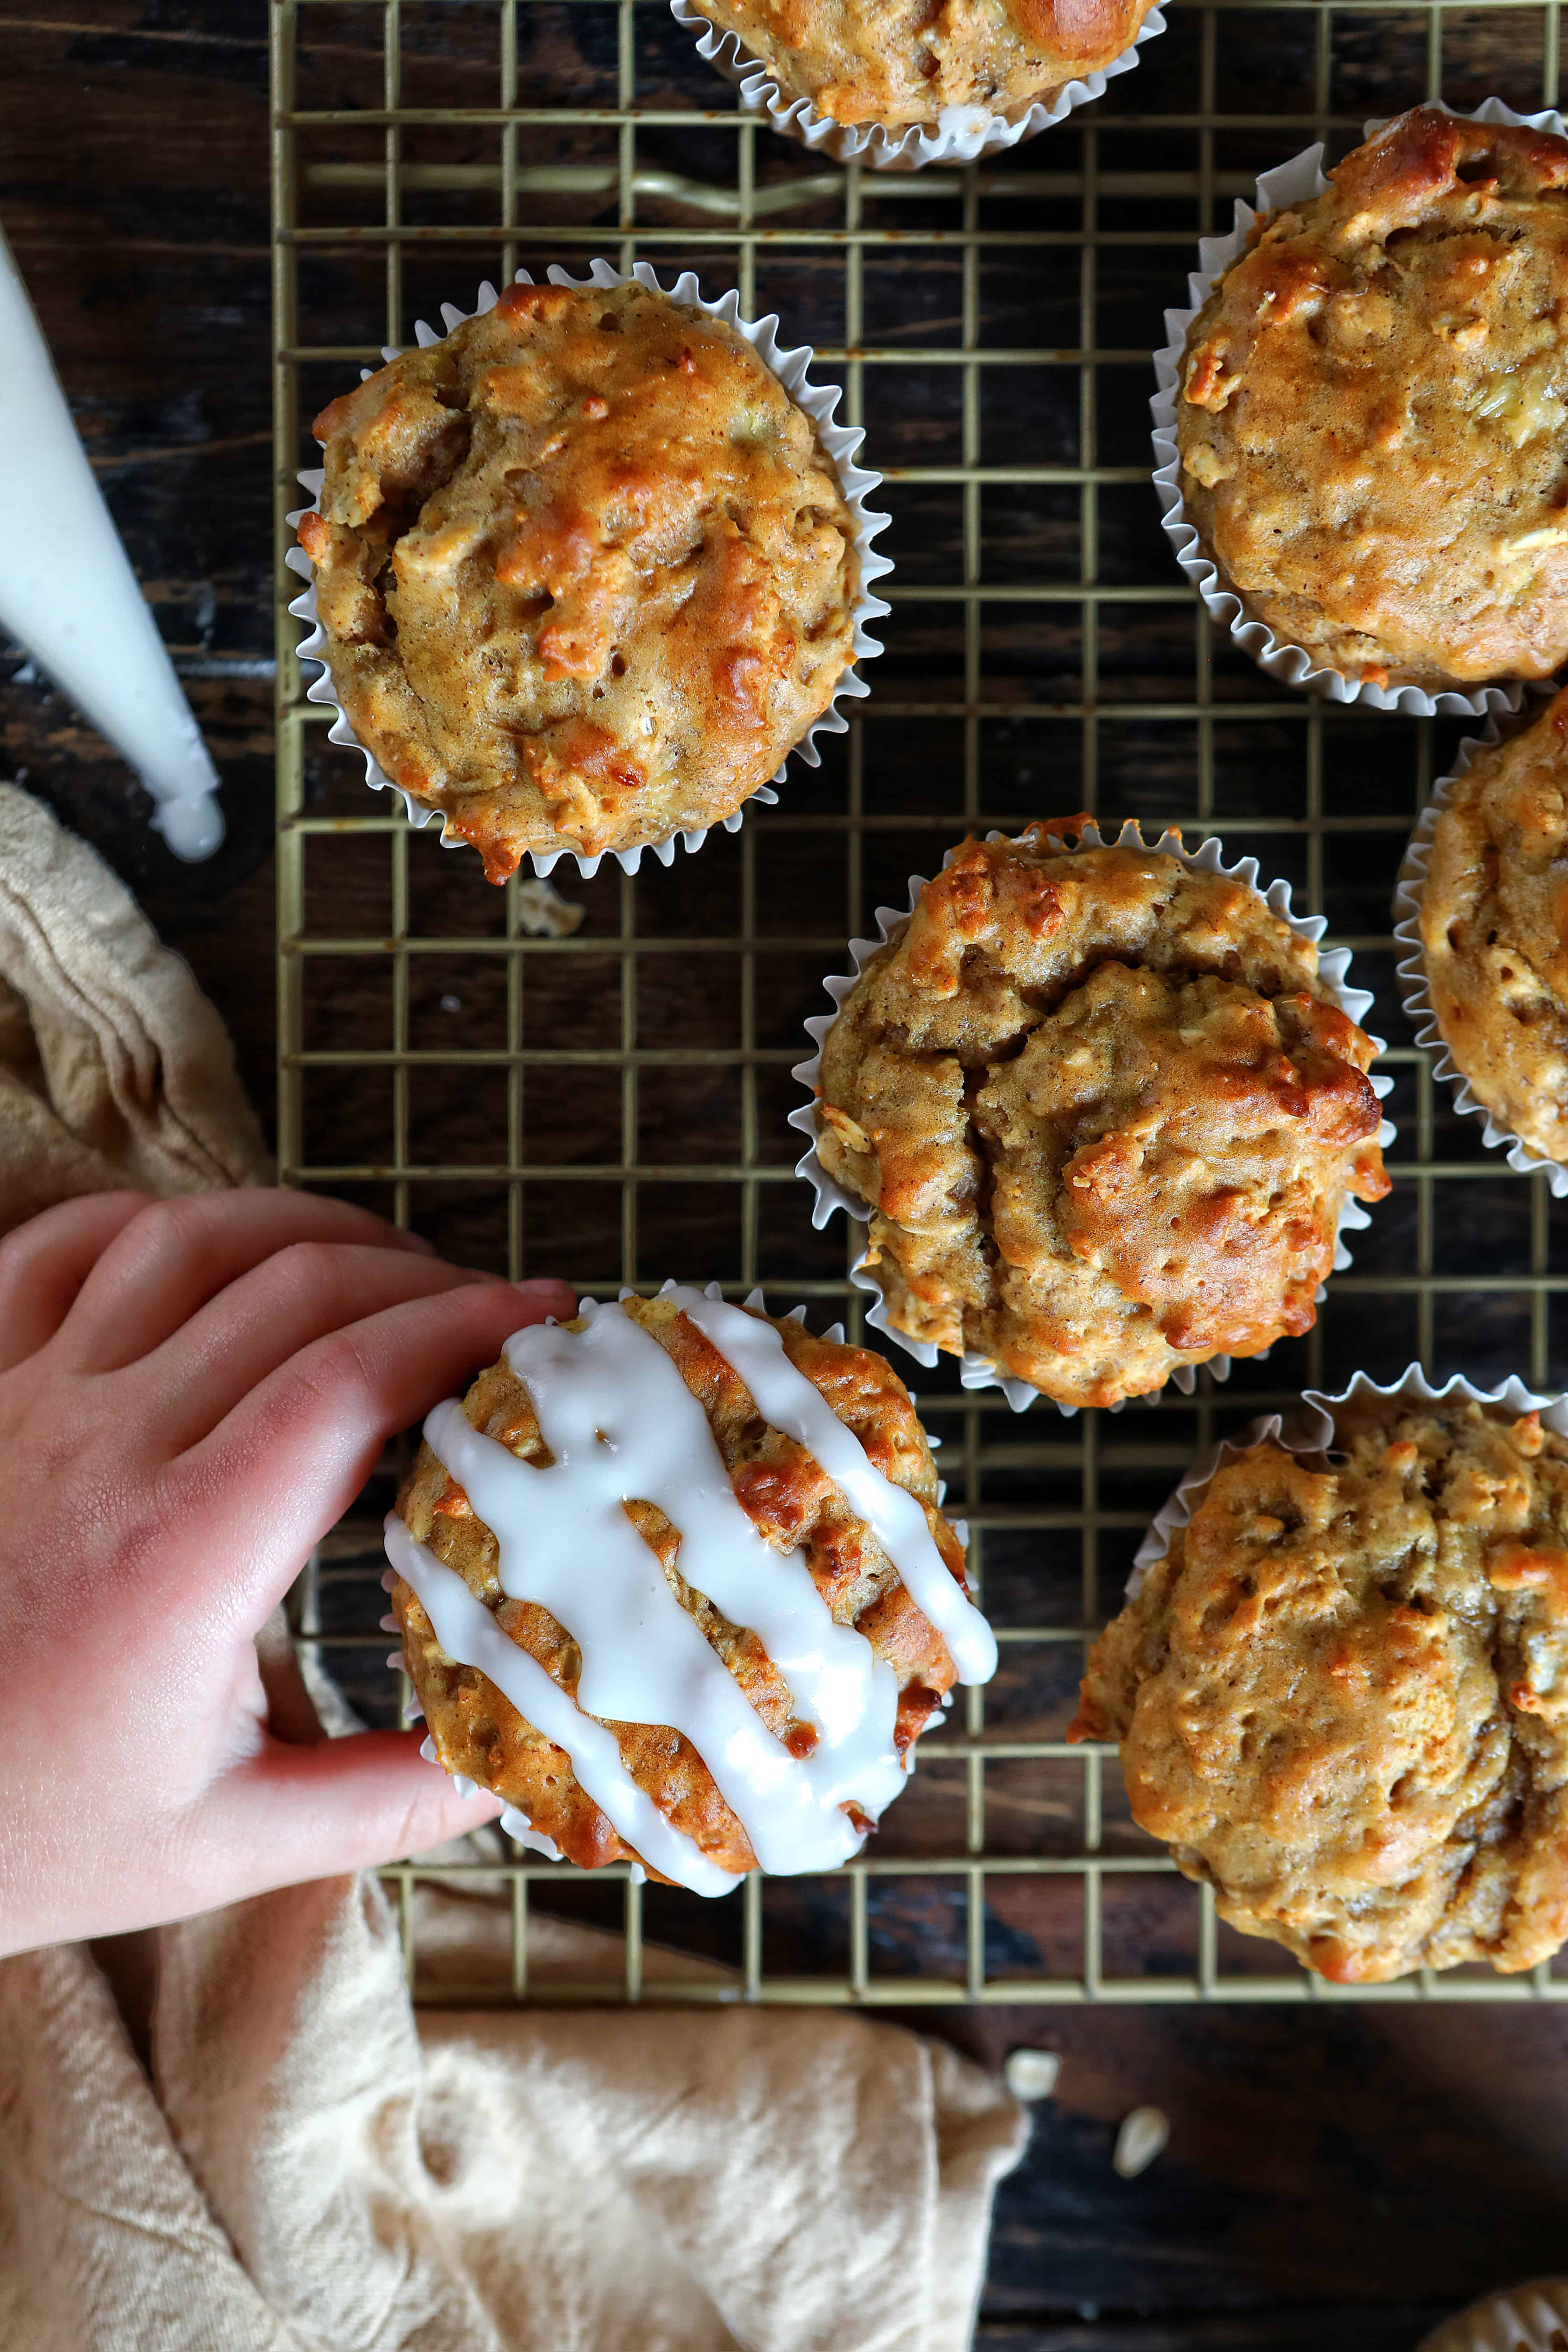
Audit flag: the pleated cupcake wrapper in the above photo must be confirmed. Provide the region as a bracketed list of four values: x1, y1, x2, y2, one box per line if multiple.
[1150, 96, 1568, 718]
[669, 0, 1167, 173]
[1417, 2279, 1568, 2352]
[383, 1278, 967, 1855]
[788, 817, 1396, 1418]
[1393, 708, 1568, 1198]
[1125, 1363, 1568, 1602]
[286, 259, 892, 881]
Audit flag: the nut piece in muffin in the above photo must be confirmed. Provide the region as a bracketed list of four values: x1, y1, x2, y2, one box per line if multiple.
[1417, 686, 1568, 1166]
[812, 818, 1390, 1409]
[1071, 1394, 1568, 1981]
[298, 279, 862, 878]
[1176, 107, 1568, 692]
[685, 0, 1159, 130]
[386, 1289, 992, 1886]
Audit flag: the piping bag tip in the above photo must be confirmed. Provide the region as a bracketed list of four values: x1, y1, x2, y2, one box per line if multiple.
[0, 220, 226, 864]
[149, 786, 225, 861]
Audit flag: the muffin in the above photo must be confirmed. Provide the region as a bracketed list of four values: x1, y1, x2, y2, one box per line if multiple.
[680, 0, 1160, 132]
[384, 1286, 995, 1891]
[1418, 2283, 1568, 2352]
[1414, 687, 1568, 1167]
[1071, 1391, 1568, 1981]
[810, 820, 1390, 1410]
[1175, 106, 1568, 694]
[296, 278, 862, 879]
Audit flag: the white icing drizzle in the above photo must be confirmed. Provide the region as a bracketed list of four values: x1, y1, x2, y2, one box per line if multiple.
[667, 1286, 997, 1686]
[384, 1291, 995, 1897]
[387, 1513, 738, 1895]
[424, 1308, 904, 1878]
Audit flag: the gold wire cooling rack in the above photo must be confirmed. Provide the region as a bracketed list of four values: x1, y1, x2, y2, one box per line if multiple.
[272, 0, 1568, 2005]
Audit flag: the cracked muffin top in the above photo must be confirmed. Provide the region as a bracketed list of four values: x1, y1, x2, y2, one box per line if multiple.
[684, 0, 1158, 129]
[1071, 1396, 1568, 1981]
[813, 820, 1390, 1409]
[298, 279, 861, 877]
[387, 1290, 990, 1888]
[1176, 107, 1568, 691]
[1418, 686, 1568, 1166]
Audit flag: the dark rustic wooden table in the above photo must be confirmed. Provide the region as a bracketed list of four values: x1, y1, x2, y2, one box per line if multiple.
[8, 5, 1568, 2345]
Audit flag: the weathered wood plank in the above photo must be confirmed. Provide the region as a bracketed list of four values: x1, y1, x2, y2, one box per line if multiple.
[977, 2314, 1446, 2352]
[962, 2003, 1568, 2321]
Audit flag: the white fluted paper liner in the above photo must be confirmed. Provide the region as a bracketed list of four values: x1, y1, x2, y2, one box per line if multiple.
[387, 1278, 971, 1859]
[420, 1725, 567, 1862]
[1393, 714, 1568, 1198]
[286, 260, 892, 880]
[1418, 2279, 1568, 2352]
[670, 0, 1166, 173]
[1125, 1363, 1568, 1603]
[789, 817, 1396, 1418]
[1150, 97, 1568, 717]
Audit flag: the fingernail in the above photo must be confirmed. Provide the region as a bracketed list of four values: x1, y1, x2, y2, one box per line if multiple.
[397, 1229, 439, 1256]
[456, 1272, 576, 1311]
[516, 1278, 578, 1312]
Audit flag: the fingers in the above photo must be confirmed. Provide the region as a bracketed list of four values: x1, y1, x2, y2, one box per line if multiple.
[0, 1734, 506, 1955]
[0, 1192, 148, 1374]
[175, 1275, 576, 1621]
[54, 1189, 437, 1374]
[137, 1241, 487, 1457]
[199, 1728, 506, 1893]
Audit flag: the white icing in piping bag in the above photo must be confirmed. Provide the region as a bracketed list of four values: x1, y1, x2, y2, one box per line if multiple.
[0, 227, 223, 860]
[386, 1292, 994, 1894]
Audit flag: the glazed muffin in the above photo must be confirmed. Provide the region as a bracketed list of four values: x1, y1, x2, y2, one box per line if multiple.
[1176, 107, 1568, 693]
[811, 820, 1390, 1410]
[385, 1286, 995, 1889]
[1071, 1392, 1568, 1981]
[298, 279, 862, 878]
[683, 0, 1159, 130]
[1416, 688, 1568, 1165]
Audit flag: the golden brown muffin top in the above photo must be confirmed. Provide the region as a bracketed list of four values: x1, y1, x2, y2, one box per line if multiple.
[1072, 1398, 1568, 1981]
[814, 821, 1390, 1409]
[391, 1294, 968, 1881]
[299, 280, 860, 877]
[1177, 107, 1568, 691]
[686, 0, 1156, 127]
[1418, 687, 1568, 1166]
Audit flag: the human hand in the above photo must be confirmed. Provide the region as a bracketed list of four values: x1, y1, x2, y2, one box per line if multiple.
[0, 1189, 574, 1957]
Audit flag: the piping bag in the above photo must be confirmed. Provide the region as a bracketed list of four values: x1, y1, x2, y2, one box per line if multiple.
[0, 225, 223, 860]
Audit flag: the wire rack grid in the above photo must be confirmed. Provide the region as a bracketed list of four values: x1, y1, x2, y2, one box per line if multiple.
[272, 0, 1568, 2007]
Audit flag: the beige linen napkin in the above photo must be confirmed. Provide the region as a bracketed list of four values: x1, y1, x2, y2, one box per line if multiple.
[0, 791, 1027, 2349]
[0, 1867, 1026, 2352]
[0, 781, 270, 1229]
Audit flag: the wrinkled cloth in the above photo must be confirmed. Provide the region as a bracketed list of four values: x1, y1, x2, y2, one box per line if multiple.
[0, 795, 1026, 2350]
[0, 1869, 1027, 2352]
[0, 782, 269, 1231]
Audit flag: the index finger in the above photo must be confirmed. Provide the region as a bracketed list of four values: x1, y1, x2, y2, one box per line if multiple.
[56, 1188, 439, 1373]
[168, 1275, 575, 1626]
[0, 1193, 147, 1374]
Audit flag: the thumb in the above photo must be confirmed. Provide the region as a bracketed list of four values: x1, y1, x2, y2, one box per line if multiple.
[202, 1730, 505, 1896]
